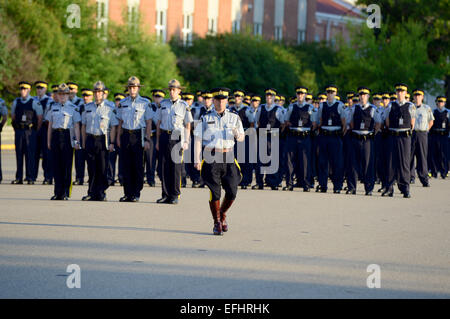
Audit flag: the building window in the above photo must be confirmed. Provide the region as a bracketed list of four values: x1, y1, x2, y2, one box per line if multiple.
[208, 18, 217, 35]
[297, 0, 307, 44]
[297, 29, 305, 44]
[127, 0, 139, 31]
[232, 20, 240, 33]
[254, 23, 262, 36]
[274, 26, 283, 41]
[96, 0, 108, 37]
[231, 0, 241, 33]
[156, 10, 167, 42]
[182, 14, 193, 46]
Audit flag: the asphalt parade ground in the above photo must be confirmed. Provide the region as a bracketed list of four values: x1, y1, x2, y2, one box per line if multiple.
[0, 150, 449, 299]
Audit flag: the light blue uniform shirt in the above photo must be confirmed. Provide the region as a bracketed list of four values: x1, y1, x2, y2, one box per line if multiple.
[11, 95, 43, 117]
[46, 101, 81, 129]
[315, 99, 346, 131]
[194, 108, 244, 149]
[413, 103, 434, 131]
[116, 95, 152, 130]
[156, 98, 193, 143]
[82, 101, 118, 135]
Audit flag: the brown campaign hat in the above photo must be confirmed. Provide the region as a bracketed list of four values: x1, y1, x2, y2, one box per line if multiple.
[58, 83, 70, 94]
[93, 81, 106, 92]
[166, 79, 185, 90]
[126, 76, 143, 87]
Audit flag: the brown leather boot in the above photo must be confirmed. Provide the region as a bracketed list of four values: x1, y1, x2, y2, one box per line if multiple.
[209, 200, 222, 235]
[220, 198, 234, 232]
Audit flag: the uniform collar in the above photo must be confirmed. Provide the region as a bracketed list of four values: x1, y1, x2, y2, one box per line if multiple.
[21, 95, 31, 103]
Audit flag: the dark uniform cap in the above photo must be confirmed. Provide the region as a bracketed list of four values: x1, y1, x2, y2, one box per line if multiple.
[265, 88, 277, 96]
[352, 96, 359, 102]
[395, 83, 408, 91]
[234, 90, 245, 97]
[390, 92, 397, 100]
[251, 95, 261, 102]
[306, 94, 313, 100]
[382, 93, 390, 99]
[325, 85, 338, 93]
[51, 84, 59, 93]
[67, 82, 78, 90]
[196, 90, 203, 96]
[114, 93, 125, 100]
[318, 93, 327, 99]
[412, 89, 424, 96]
[228, 97, 236, 103]
[373, 93, 382, 100]
[358, 87, 371, 95]
[295, 86, 308, 94]
[202, 91, 213, 99]
[335, 95, 341, 101]
[347, 92, 355, 99]
[182, 92, 195, 100]
[151, 89, 165, 98]
[19, 81, 32, 90]
[34, 81, 48, 89]
[436, 96, 446, 103]
[81, 88, 93, 96]
[211, 87, 230, 99]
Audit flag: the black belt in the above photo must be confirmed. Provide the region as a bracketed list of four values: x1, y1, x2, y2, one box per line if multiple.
[87, 133, 105, 138]
[17, 123, 34, 130]
[389, 130, 412, 137]
[351, 132, 374, 140]
[53, 128, 69, 132]
[161, 129, 173, 135]
[320, 129, 342, 136]
[289, 130, 311, 138]
[122, 129, 141, 134]
[430, 130, 448, 136]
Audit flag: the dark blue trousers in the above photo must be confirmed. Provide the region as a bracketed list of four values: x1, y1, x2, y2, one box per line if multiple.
[286, 135, 312, 188]
[429, 132, 448, 178]
[85, 134, 109, 199]
[74, 148, 85, 183]
[51, 130, 73, 198]
[318, 133, 344, 191]
[144, 134, 158, 184]
[387, 134, 411, 194]
[410, 131, 429, 185]
[33, 123, 53, 182]
[121, 130, 144, 198]
[348, 134, 375, 192]
[255, 131, 280, 187]
[14, 129, 37, 181]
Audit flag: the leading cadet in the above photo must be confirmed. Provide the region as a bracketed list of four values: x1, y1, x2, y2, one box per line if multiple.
[193, 87, 244, 235]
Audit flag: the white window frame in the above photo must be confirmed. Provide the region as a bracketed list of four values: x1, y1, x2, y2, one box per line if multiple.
[96, 0, 109, 37]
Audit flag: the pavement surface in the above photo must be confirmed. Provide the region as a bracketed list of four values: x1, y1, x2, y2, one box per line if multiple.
[0, 149, 449, 299]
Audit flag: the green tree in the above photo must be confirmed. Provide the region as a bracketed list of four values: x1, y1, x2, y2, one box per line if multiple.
[323, 20, 445, 95]
[170, 32, 308, 98]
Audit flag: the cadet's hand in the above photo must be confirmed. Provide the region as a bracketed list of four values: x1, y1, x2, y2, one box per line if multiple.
[75, 144, 80, 150]
[47, 143, 51, 150]
[144, 141, 150, 151]
[109, 143, 115, 152]
[155, 142, 159, 151]
[117, 139, 121, 148]
[194, 163, 201, 171]
[182, 141, 189, 150]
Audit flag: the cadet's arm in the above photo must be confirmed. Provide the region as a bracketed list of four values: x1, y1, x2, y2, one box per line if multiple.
[117, 121, 122, 148]
[155, 120, 161, 151]
[47, 121, 52, 150]
[81, 124, 86, 149]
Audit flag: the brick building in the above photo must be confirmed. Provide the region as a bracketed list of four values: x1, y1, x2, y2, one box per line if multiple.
[96, 0, 363, 44]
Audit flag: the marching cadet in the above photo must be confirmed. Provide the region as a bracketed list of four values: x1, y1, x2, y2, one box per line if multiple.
[144, 89, 164, 187]
[0, 97, 8, 183]
[306, 94, 313, 105]
[373, 93, 384, 184]
[283, 86, 316, 192]
[311, 93, 326, 181]
[155, 79, 193, 204]
[314, 85, 347, 193]
[67, 82, 85, 186]
[108, 92, 126, 186]
[228, 97, 235, 109]
[194, 90, 204, 108]
[383, 83, 416, 198]
[343, 92, 356, 191]
[377, 92, 391, 192]
[11, 81, 43, 184]
[116, 76, 152, 202]
[429, 96, 449, 179]
[32, 81, 53, 184]
[81, 81, 118, 201]
[181, 92, 196, 187]
[410, 89, 434, 187]
[253, 88, 285, 190]
[390, 92, 397, 102]
[230, 90, 255, 189]
[51, 85, 59, 101]
[46, 84, 81, 200]
[347, 87, 382, 195]
[193, 87, 244, 236]
[243, 95, 251, 106]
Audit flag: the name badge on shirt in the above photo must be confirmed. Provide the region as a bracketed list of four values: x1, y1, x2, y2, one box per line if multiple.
[360, 122, 365, 130]
[298, 120, 303, 127]
[328, 119, 332, 126]
[399, 118, 404, 125]
[267, 124, 271, 130]
[21, 115, 27, 122]
[443, 122, 446, 129]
